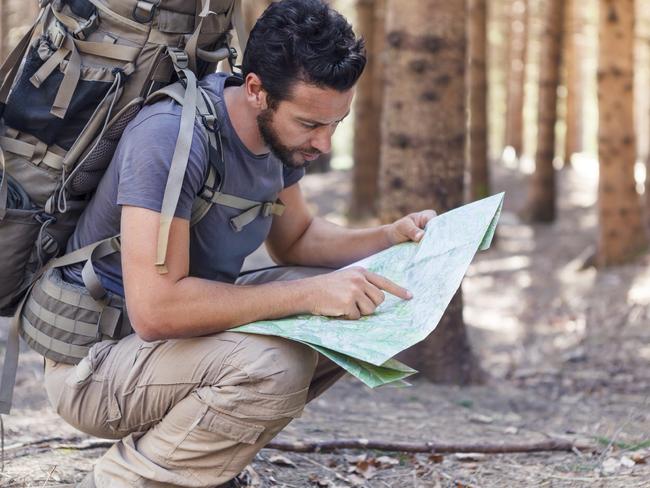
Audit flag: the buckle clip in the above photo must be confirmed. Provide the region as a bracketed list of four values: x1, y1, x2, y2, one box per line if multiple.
[168, 48, 189, 70]
[133, 0, 159, 24]
[261, 202, 274, 218]
[47, 21, 67, 50]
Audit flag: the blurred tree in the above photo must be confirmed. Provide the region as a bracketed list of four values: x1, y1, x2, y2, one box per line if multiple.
[0, 0, 9, 62]
[524, 0, 564, 222]
[468, 0, 489, 200]
[597, 0, 647, 264]
[379, 0, 482, 384]
[563, 0, 585, 165]
[504, 0, 528, 158]
[242, 0, 272, 32]
[351, 0, 385, 219]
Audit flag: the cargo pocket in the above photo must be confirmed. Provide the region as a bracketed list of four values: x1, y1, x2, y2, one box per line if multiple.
[0, 208, 42, 311]
[165, 402, 265, 478]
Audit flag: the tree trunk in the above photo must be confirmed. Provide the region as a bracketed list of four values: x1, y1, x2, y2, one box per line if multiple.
[563, 0, 584, 165]
[504, 0, 528, 158]
[379, 0, 482, 384]
[598, 0, 647, 265]
[0, 0, 9, 62]
[351, 0, 385, 219]
[468, 0, 489, 200]
[524, 0, 564, 222]
[242, 0, 273, 33]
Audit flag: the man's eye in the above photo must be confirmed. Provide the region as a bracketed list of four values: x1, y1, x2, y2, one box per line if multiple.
[301, 122, 316, 129]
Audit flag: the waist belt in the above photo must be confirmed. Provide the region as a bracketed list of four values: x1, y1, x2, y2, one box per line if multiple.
[19, 268, 132, 365]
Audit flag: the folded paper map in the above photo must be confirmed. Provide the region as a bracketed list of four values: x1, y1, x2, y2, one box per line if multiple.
[234, 193, 504, 387]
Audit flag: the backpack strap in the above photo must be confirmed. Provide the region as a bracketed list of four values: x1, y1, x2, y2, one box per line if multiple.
[155, 49, 199, 274]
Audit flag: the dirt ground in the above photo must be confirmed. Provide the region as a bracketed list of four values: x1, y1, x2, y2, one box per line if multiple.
[1, 160, 649, 487]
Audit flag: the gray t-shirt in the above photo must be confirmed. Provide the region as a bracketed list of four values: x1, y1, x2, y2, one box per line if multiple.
[63, 72, 304, 297]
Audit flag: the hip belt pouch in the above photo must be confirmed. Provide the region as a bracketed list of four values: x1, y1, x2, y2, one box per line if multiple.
[20, 268, 133, 365]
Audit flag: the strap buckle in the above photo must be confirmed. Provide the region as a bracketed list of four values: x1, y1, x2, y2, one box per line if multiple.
[168, 48, 189, 70]
[72, 13, 99, 40]
[133, 0, 159, 23]
[201, 114, 218, 133]
[47, 21, 67, 50]
[261, 202, 274, 218]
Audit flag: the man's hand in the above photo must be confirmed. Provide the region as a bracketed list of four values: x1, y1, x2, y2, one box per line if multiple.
[385, 209, 437, 246]
[303, 266, 412, 320]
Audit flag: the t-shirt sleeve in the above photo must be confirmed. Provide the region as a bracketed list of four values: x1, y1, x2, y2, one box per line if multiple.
[282, 165, 305, 188]
[116, 111, 206, 220]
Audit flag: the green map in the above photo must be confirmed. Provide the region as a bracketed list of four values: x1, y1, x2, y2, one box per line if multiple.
[234, 193, 504, 387]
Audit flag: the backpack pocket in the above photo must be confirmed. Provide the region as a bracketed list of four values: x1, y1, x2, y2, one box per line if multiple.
[2, 36, 122, 151]
[0, 207, 43, 311]
[1, 130, 64, 207]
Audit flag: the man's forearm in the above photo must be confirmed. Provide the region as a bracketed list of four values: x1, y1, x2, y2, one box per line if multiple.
[279, 216, 393, 268]
[131, 275, 313, 341]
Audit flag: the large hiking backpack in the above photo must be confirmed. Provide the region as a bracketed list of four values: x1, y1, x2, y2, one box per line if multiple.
[0, 0, 286, 414]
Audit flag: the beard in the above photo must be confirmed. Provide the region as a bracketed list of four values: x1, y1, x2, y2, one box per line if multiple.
[257, 108, 321, 169]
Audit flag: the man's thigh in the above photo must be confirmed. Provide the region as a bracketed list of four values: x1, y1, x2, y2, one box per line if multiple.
[45, 331, 250, 439]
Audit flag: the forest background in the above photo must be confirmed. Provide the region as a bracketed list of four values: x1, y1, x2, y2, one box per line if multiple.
[1, 0, 650, 486]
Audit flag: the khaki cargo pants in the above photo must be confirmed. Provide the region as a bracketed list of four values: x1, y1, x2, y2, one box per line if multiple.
[42, 266, 344, 487]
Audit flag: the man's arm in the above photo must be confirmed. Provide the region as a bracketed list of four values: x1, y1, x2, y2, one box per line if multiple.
[121, 205, 411, 341]
[266, 183, 436, 268]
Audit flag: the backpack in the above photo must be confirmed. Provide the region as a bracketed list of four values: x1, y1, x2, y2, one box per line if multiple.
[0, 0, 285, 414]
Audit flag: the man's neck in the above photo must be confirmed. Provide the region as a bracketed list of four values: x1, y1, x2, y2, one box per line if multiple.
[223, 84, 268, 156]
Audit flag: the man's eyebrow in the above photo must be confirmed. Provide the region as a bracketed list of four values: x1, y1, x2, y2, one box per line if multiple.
[297, 110, 351, 126]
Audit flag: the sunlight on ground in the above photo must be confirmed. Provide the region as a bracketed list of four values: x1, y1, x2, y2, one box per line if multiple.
[628, 269, 650, 303]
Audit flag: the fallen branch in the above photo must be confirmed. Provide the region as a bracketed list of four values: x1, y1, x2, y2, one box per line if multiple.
[266, 438, 592, 454]
[5, 436, 592, 459]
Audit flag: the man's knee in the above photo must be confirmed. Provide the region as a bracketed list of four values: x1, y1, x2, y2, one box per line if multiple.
[223, 334, 319, 396]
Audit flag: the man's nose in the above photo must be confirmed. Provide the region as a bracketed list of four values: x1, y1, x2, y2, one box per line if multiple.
[310, 126, 333, 154]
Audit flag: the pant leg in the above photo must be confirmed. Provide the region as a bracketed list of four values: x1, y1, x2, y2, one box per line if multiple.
[235, 265, 347, 401]
[45, 332, 318, 487]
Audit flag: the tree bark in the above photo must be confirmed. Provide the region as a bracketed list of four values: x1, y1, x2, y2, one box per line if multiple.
[504, 0, 528, 158]
[597, 0, 647, 265]
[242, 0, 273, 33]
[0, 0, 9, 62]
[524, 0, 564, 222]
[351, 0, 385, 219]
[562, 0, 584, 165]
[468, 0, 489, 200]
[379, 0, 482, 384]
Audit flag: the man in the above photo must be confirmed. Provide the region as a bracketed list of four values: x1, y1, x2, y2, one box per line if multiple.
[44, 0, 435, 485]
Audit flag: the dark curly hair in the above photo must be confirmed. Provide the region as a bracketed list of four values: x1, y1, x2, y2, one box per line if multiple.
[242, 0, 366, 105]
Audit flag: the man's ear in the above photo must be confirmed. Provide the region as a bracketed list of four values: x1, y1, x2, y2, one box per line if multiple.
[245, 73, 268, 110]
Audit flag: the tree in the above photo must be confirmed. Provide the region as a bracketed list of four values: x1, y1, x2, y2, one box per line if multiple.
[563, 0, 585, 164]
[378, 0, 482, 384]
[351, 0, 385, 219]
[504, 0, 528, 158]
[524, 0, 564, 222]
[597, 0, 647, 265]
[468, 0, 489, 200]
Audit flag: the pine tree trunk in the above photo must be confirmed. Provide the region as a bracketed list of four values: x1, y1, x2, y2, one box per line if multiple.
[242, 0, 272, 32]
[504, 0, 528, 158]
[379, 0, 482, 384]
[468, 0, 489, 200]
[0, 0, 9, 62]
[351, 0, 385, 219]
[597, 0, 647, 265]
[563, 0, 584, 165]
[524, 0, 564, 222]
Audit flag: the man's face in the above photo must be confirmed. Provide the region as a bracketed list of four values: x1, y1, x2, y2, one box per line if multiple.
[256, 82, 355, 168]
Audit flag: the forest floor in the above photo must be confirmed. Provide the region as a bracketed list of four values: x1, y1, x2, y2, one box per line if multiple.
[1, 159, 650, 487]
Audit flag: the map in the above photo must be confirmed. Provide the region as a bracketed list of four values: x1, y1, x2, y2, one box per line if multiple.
[234, 193, 504, 387]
